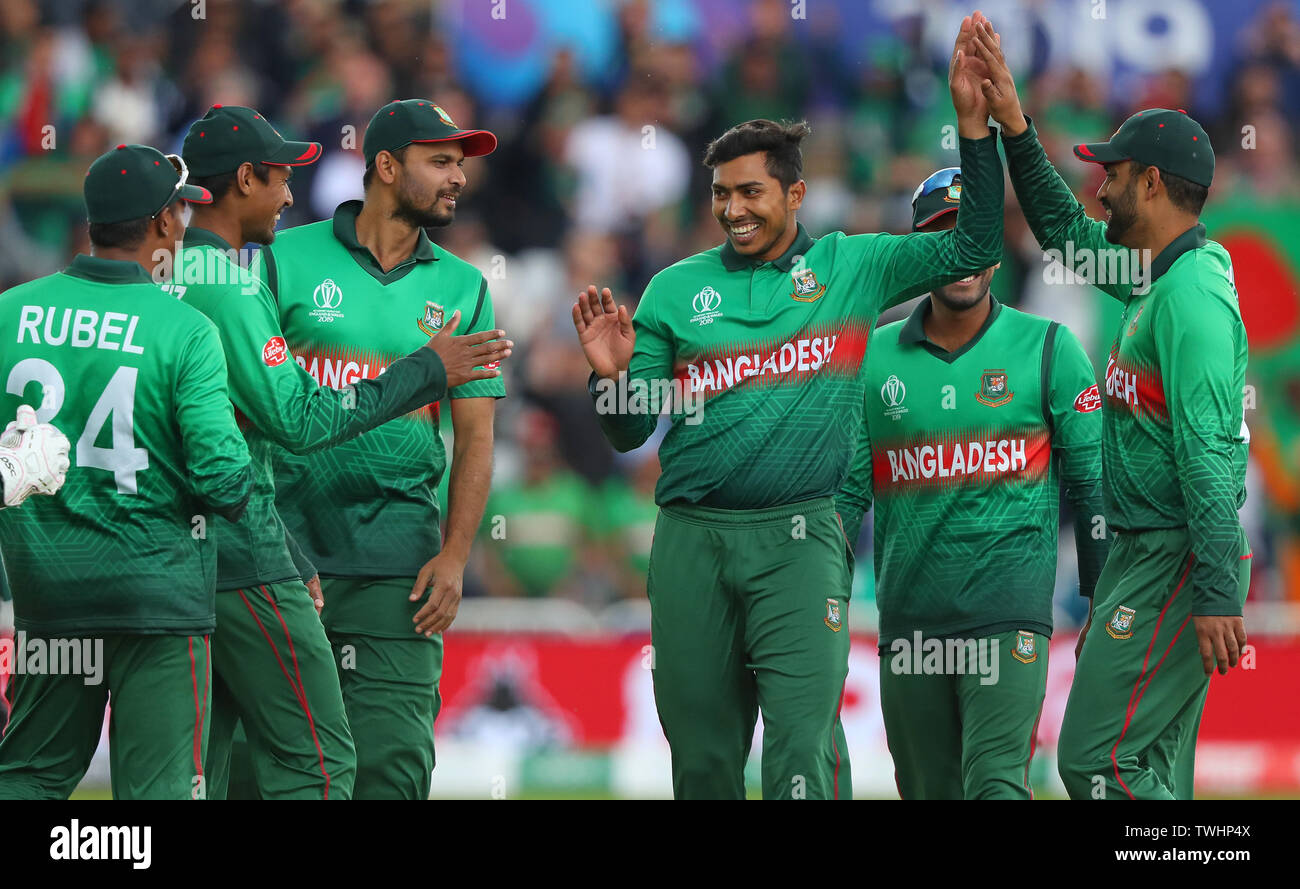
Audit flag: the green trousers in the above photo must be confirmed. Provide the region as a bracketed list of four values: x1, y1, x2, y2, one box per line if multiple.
[879, 629, 1049, 799]
[647, 497, 852, 800]
[0, 633, 211, 799]
[205, 582, 355, 800]
[1058, 526, 1251, 800]
[321, 576, 443, 800]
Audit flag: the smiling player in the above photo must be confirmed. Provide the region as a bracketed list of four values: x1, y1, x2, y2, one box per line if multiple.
[572, 18, 1005, 799]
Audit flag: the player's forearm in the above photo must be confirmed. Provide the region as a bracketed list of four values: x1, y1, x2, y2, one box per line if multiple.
[588, 371, 658, 453]
[880, 132, 1004, 308]
[443, 426, 494, 564]
[1067, 478, 1108, 599]
[1179, 443, 1245, 615]
[1000, 119, 1135, 302]
[270, 348, 448, 456]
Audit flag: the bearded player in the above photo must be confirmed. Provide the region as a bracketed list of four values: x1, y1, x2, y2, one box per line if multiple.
[971, 14, 1249, 799]
[572, 18, 1004, 799]
[837, 168, 1108, 799]
[257, 100, 504, 799]
[175, 104, 510, 799]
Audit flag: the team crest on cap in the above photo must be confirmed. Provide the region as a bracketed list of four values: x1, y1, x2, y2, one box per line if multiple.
[824, 598, 842, 632]
[418, 301, 445, 336]
[975, 370, 1014, 407]
[1012, 630, 1037, 663]
[944, 184, 962, 203]
[790, 267, 826, 302]
[1106, 605, 1137, 640]
[310, 279, 344, 323]
[432, 105, 456, 127]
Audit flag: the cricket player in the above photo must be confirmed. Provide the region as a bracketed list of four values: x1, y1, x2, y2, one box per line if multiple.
[0, 145, 253, 799]
[175, 105, 512, 799]
[970, 15, 1250, 799]
[571, 19, 1005, 799]
[836, 168, 1109, 799]
[258, 99, 505, 799]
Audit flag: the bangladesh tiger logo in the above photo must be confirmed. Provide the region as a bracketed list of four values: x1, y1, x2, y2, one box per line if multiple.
[418, 301, 445, 336]
[1106, 605, 1137, 640]
[1012, 630, 1037, 663]
[824, 599, 842, 632]
[789, 267, 826, 302]
[975, 370, 1014, 407]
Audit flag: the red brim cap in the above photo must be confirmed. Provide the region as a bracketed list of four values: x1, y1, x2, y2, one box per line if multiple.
[264, 140, 323, 166]
[411, 129, 497, 158]
[179, 183, 213, 204]
[1073, 141, 1128, 165]
[913, 206, 958, 231]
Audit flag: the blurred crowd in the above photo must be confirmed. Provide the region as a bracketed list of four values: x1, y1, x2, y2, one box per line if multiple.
[2, 0, 1299, 615]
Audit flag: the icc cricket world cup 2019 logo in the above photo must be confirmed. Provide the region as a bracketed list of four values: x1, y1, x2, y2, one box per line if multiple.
[882, 374, 908, 421]
[310, 279, 344, 323]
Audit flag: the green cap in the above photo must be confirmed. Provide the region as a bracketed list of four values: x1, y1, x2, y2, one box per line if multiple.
[84, 144, 212, 224]
[1074, 108, 1214, 188]
[362, 99, 497, 167]
[182, 104, 322, 177]
[911, 166, 962, 231]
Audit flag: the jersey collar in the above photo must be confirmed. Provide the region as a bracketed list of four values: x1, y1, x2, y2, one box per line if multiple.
[899, 293, 1002, 363]
[332, 199, 437, 284]
[183, 226, 235, 252]
[63, 254, 155, 285]
[1147, 223, 1207, 286]
[719, 222, 815, 272]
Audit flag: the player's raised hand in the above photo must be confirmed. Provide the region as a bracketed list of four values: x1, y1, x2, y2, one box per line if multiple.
[425, 309, 514, 388]
[410, 550, 463, 636]
[572, 284, 633, 381]
[0, 405, 72, 508]
[1192, 615, 1248, 676]
[969, 15, 1029, 136]
[948, 13, 992, 126]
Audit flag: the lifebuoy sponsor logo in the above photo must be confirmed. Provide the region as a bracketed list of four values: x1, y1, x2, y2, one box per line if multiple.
[262, 336, 288, 366]
[1074, 384, 1101, 413]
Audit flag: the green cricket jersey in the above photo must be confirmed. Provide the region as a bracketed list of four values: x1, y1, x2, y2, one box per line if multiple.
[0, 255, 253, 635]
[593, 133, 1005, 508]
[837, 296, 1108, 643]
[260, 201, 506, 577]
[177, 226, 449, 590]
[1004, 121, 1249, 615]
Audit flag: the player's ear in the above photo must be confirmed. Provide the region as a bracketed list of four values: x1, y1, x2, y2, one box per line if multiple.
[787, 179, 806, 212]
[236, 161, 257, 196]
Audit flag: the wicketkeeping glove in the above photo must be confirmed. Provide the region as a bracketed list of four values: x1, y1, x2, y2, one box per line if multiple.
[0, 405, 72, 507]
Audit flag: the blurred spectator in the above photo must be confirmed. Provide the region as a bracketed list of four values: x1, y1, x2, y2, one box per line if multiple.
[479, 410, 597, 601]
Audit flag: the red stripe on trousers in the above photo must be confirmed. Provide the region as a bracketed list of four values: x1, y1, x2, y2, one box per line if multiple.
[236, 588, 330, 799]
[261, 586, 331, 800]
[188, 636, 204, 777]
[1024, 699, 1044, 800]
[832, 680, 845, 800]
[1110, 555, 1193, 800]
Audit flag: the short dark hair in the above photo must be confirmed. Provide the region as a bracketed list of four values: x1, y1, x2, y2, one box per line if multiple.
[189, 162, 272, 203]
[702, 119, 810, 191]
[88, 216, 151, 249]
[1131, 160, 1208, 216]
[363, 144, 410, 189]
